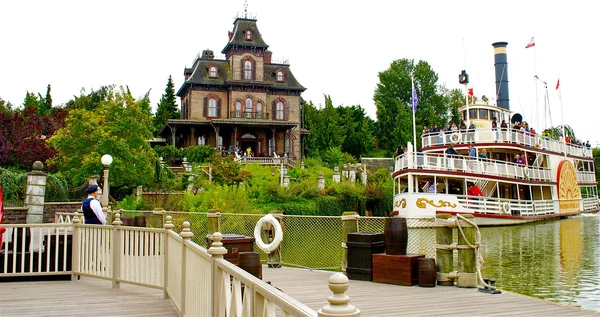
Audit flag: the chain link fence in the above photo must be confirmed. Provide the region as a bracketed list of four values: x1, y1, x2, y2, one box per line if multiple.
[114, 210, 437, 270]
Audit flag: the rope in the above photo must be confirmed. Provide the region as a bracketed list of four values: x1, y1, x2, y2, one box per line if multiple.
[455, 214, 493, 290]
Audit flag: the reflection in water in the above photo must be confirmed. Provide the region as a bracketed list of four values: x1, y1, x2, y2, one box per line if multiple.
[479, 215, 600, 311]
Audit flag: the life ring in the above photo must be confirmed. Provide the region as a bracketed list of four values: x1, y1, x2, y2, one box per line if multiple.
[450, 132, 461, 144]
[254, 214, 283, 254]
[500, 202, 510, 215]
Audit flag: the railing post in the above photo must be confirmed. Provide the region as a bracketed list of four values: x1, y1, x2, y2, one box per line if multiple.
[112, 212, 123, 289]
[163, 215, 175, 300]
[208, 232, 228, 317]
[71, 212, 81, 281]
[179, 221, 194, 317]
[317, 273, 360, 317]
[341, 212, 359, 272]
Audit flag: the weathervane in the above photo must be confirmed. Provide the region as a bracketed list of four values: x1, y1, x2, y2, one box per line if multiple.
[244, 0, 248, 18]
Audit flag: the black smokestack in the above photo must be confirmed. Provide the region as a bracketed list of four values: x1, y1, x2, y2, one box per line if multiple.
[492, 42, 509, 110]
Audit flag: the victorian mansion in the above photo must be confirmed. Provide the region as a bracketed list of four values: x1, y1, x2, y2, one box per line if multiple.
[159, 15, 306, 160]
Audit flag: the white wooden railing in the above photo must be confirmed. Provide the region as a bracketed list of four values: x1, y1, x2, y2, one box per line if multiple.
[422, 130, 593, 158]
[395, 152, 552, 181]
[3, 213, 360, 317]
[583, 197, 600, 211]
[456, 195, 557, 217]
[577, 171, 597, 183]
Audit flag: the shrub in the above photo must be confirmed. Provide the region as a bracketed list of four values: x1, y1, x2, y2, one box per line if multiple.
[182, 145, 216, 163]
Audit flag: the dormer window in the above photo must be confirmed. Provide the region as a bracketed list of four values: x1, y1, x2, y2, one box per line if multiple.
[209, 66, 217, 78]
[276, 70, 284, 82]
[245, 30, 253, 41]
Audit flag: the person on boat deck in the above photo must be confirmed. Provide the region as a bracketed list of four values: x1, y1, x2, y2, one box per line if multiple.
[468, 145, 476, 159]
[451, 122, 459, 132]
[81, 185, 106, 225]
[500, 119, 508, 140]
[467, 182, 484, 198]
[468, 121, 476, 143]
[492, 117, 498, 142]
[514, 154, 524, 165]
[395, 144, 404, 156]
[586, 140, 591, 149]
[422, 126, 429, 136]
[459, 120, 467, 132]
[479, 149, 488, 159]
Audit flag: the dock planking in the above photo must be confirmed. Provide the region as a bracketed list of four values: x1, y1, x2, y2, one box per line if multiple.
[262, 266, 599, 316]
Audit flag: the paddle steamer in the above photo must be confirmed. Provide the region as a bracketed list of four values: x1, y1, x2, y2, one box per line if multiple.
[392, 42, 599, 227]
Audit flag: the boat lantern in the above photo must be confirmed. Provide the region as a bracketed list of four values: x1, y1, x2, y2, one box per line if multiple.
[492, 42, 510, 110]
[458, 70, 469, 84]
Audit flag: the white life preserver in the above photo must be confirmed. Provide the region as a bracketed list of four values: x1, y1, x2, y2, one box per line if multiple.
[254, 214, 283, 254]
[450, 132, 461, 144]
[500, 202, 510, 215]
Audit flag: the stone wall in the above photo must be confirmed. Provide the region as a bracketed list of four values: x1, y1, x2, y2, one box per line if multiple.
[3, 207, 28, 224]
[43, 202, 81, 223]
[360, 158, 394, 172]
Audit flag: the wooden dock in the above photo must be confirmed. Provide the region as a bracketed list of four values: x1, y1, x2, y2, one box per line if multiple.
[0, 267, 597, 316]
[262, 267, 599, 316]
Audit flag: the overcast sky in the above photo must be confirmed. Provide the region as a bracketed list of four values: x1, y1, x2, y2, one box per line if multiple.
[1, 0, 598, 146]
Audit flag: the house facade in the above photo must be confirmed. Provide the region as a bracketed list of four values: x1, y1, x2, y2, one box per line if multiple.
[160, 16, 306, 159]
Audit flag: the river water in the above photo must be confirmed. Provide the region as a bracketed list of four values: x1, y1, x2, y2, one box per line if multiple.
[478, 214, 600, 311]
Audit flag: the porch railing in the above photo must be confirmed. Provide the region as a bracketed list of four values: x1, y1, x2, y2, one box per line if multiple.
[229, 111, 270, 120]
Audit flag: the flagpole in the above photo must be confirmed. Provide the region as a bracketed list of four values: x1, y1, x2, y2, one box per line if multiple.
[412, 74, 417, 152]
[533, 34, 540, 130]
[557, 77, 566, 157]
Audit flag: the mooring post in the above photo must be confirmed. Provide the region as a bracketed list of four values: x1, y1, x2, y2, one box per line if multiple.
[267, 210, 284, 268]
[207, 210, 221, 235]
[457, 214, 477, 288]
[341, 212, 359, 272]
[435, 214, 454, 286]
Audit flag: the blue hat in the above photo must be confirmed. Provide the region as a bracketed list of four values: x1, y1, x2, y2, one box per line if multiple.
[86, 185, 99, 194]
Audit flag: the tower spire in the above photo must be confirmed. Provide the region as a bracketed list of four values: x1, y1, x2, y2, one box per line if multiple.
[244, 0, 248, 18]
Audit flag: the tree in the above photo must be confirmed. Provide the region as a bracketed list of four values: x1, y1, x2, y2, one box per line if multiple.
[48, 87, 156, 189]
[153, 75, 179, 135]
[65, 85, 114, 111]
[337, 105, 375, 158]
[37, 84, 53, 116]
[373, 59, 446, 151]
[594, 148, 600, 191]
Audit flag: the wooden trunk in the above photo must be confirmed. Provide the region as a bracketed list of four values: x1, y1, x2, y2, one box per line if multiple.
[373, 253, 424, 286]
[206, 234, 255, 265]
[346, 232, 385, 281]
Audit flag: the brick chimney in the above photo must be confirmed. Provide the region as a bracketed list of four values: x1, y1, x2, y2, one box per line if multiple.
[264, 50, 272, 63]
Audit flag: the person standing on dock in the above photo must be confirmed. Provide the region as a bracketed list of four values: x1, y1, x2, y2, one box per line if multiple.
[81, 185, 106, 225]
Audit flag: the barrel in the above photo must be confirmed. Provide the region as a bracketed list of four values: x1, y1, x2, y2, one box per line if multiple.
[134, 215, 146, 227]
[121, 216, 134, 226]
[238, 252, 262, 279]
[384, 217, 408, 255]
[418, 258, 436, 287]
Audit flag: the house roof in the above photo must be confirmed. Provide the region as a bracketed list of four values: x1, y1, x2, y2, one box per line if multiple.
[222, 18, 269, 54]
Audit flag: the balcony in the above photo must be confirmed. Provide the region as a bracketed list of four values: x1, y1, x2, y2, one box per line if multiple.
[394, 152, 553, 182]
[422, 129, 593, 158]
[230, 111, 270, 120]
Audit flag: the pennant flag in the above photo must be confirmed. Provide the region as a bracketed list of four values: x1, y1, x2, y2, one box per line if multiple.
[525, 36, 535, 49]
[468, 88, 474, 96]
[412, 84, 419, 113]
[556, 79, 560, 90]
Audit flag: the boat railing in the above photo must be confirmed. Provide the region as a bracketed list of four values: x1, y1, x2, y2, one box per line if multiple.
[576, 171, 596, 183]
[583, 197, 600, 211]
[421, 129, 592, 158]
[456, 195, 557, 217]
[395, 152, 552, 181]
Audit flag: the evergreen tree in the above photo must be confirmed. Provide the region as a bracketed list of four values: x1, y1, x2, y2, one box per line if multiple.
[153, 75, 179, 135]
[37, 84, 53, 116]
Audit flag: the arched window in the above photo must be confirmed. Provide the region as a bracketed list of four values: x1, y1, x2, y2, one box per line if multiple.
[244, 60, 252, 80]
[245, 98, 253, 118]
[256, 102, 263, 119]
[276, 71, 284, 82]
[235, 101, 242, 118]
[209, 66, 217, 78]
[276, 101, 284, 120]
[208, 98, 217, 117]
[245, 30, 253, 40]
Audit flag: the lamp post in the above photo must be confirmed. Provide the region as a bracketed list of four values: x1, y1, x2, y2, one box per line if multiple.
[101, 154, 113, 212]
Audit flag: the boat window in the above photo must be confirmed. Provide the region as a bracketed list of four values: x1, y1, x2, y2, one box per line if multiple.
[462, 110, 467, 121]
[491, 111, 498, 121]
[479, 109, 488, 120]
[469, 109, 477, 119]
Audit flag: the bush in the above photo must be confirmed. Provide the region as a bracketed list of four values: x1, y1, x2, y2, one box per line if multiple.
[182, 145, 216, 163]
[153, 145, 182, 165]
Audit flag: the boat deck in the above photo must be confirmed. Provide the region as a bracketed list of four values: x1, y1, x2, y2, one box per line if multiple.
[0, 267, 597, 316]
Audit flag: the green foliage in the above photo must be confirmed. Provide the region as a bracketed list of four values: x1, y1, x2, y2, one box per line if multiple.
[594, 148, 600, 191]
[182, 145, 216, 163]
[153, 75, 179, 135]
[322, 147, 344, 167]
[45, 174, 69, 202]
[208, 154, 245, 186]
[181, 184, 258, 213]
[366, 168, 394, 216]
[154, 145, 182, 164]
[0, 168, 26, 203]
[65, 86, 114, 111]
[48, 86, 156, 190]
[113, 194, 147, 210]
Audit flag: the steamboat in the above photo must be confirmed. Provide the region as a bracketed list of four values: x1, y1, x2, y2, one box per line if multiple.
[392, 42, 599, 227]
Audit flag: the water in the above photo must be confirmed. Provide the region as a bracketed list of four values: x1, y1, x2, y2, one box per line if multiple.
[478, 214, 600, 311]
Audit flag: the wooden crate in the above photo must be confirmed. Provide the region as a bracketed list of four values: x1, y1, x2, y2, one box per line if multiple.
[372, 253, 424, 286]
[206, 234, 255, 265]
[346, 232, 385, 281]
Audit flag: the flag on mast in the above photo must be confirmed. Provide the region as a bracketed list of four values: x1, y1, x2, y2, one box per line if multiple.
[555, 79, 560, 90]
[412, 80, 419, 113]
[468, 88, 474, 96]
[525, 36, 535, 49]
[556, 78, 561, 100]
